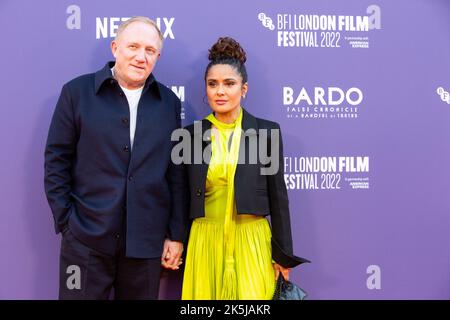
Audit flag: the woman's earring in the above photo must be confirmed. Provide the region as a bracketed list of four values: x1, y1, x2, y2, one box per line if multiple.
[242, 94, 246, 99]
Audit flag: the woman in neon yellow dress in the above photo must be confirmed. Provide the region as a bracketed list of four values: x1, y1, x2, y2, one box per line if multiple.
[181, 37, 309, 300]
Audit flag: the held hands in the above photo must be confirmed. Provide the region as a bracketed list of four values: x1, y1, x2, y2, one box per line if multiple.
[161, 239, 184, 270]
[273, 263, 291, 281]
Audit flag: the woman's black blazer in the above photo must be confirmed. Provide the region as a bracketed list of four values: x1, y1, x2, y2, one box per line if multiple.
[183, 108, 309, 268]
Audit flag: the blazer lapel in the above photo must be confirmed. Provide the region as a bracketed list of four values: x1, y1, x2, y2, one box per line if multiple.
[192, 119, 212, 186]
[236, 109, 259, 182]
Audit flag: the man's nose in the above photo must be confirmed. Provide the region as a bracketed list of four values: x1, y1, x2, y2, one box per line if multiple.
[135, 48, 146, 62]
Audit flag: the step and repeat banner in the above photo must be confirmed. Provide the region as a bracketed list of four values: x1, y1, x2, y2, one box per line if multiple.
[1, 0, 449, 299]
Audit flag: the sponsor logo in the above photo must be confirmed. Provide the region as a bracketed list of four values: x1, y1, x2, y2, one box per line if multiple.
[283, 86, 364, 120]
[95, 17, 175, 39]
[284, 156, 370, 190]
[258, 5, 381, 49]
[437, 87, 450, 104]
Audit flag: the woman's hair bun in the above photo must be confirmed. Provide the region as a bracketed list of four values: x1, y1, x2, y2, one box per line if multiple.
[208, 37, 246, 64]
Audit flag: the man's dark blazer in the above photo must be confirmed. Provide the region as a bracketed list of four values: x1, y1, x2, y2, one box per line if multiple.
[184, 108, 309, 267]
[44, 62, 188, 259]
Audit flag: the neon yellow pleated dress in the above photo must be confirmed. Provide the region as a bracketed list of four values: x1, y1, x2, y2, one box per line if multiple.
[182, 110, 275, 300]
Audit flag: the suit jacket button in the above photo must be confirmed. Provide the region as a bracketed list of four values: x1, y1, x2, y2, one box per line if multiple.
[196, 189, 202, 196]
[115, 234, 120, 239]
[124, 145, 130, 152]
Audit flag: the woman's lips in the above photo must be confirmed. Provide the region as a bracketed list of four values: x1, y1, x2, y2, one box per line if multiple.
[215, 100, 227, 105]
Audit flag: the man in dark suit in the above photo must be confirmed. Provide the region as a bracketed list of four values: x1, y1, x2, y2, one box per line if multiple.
[44, 16, 187, 299]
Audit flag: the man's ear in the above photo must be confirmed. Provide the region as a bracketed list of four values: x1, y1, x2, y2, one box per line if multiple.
[111, 40, 118, 58]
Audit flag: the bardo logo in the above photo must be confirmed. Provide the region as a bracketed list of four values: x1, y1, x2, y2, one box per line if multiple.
[258, 5, 381, 49]
[283, 86, 364, 120]
[65, 5, 175, 40]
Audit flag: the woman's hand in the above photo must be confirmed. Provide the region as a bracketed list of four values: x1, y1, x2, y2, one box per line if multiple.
[273, 263, 291, 281]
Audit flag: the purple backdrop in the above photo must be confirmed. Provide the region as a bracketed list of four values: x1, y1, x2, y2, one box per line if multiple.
[1, 0, 449, 299]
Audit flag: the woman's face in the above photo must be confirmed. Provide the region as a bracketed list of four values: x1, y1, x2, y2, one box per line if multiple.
[206, 64, 248, 116]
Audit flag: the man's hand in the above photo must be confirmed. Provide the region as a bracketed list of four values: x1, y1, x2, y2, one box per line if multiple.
[161, 239, 183, 270]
